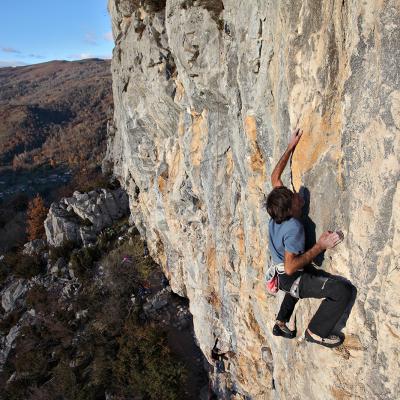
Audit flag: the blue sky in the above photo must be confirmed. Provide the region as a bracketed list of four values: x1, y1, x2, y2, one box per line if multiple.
[0, 0, 114, 67]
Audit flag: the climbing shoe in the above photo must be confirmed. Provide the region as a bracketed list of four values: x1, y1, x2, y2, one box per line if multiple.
[305, 329, 344, 348]
[272, 323, 296, 339]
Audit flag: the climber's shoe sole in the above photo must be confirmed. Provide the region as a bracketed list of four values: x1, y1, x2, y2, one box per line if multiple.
[304, 329, 344, 348]
[272, 323, 296, 339]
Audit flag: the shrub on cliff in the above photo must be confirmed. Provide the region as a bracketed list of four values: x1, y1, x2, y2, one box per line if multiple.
[113, 316, 187, 400]
[3, 251, 45, 279]
[0, 308, 25, 335]
[69, 246, 100, 279]
[26, 194, 48, 241]
[0, 256, 10, 285]
[55, 168, 118, 199]
[48, 240, 75, 263]
[25, 284, 48, 311]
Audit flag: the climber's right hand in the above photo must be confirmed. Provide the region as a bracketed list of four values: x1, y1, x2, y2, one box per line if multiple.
[317, 231, 343, 250]
[287, 128, 303, 151]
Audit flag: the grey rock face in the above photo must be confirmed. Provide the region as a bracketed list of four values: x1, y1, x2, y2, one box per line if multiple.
[1, 279, 28, 313]
[44, 188, 129, 247]
[107, 1, 400, 398]
[143, 287, 170, 316]
[0, 323, 21, 372]
[22, 239, 47, 257]
[49, 257, 68, 277]
[0, 297, 35, 372]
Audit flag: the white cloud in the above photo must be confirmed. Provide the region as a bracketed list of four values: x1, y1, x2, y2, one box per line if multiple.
[103, 31, 113, 42]
[28, 53, 45, 59]
[1, 47, 44, 60]
[79, 52, 94, 59]
[1, 47, 21, 54]
[67, 52, 111, 60]
[68, 52, 94, 59]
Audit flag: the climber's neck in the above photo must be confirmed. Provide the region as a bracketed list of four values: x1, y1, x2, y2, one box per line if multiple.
[290, 192, 305, 219]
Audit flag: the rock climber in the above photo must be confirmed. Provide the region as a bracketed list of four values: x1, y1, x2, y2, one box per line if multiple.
[264, 128, 353, 348]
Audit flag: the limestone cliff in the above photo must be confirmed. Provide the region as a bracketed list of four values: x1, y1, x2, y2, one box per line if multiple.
[105, 1, 400, 398]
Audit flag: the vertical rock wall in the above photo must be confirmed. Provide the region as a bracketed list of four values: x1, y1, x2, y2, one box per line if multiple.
[106, 0, 400, 398]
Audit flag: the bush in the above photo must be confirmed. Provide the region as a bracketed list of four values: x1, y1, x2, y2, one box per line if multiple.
[3, 251, 45, 279]
[51, 361, 78, 398]
[104, 238, 155, 284]
[48, 240, 75, 263]
[15, 254, 45, 278]
[0, 308, 25, 335]
[4, 326, 50, 399]
[14, 342, 48, 381]
[26, 285, 74, 344]
[56, 168, 118, 199]
[26, 285, 48, 311]
[0, 257, 10, 285]
[27, 361, 77, 400]
[113, 317, 187, 400]
[69, 245, 100, 279]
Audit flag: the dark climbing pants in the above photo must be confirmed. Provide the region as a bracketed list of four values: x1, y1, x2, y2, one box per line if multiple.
[276, 269, 353, 338]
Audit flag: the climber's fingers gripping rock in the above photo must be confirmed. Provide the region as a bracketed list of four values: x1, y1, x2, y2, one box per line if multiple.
[288, 128, 303, 151]
[318, 231, 344, 250]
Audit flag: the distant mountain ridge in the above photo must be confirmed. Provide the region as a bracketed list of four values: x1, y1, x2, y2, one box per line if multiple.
[0, 59, 112, 170]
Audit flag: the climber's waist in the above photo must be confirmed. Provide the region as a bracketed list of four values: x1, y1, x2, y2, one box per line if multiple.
[274, 263, 304, 275]
[274, 263, 303, 294]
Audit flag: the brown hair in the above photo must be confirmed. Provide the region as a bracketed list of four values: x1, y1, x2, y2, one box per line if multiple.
[264, 186, 294, 223]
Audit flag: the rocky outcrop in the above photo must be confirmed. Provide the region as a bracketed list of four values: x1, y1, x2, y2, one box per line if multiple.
[23, 239, 47, 257]
[1, 279, 29, 313]
[106, 1, 400, 399]
[0, 311, 35, 373]
[44, 188, 129, 247]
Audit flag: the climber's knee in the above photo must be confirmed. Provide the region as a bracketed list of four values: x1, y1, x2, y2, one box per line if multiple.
[329, 279, 353, 303]
[338, 280, 353, 303]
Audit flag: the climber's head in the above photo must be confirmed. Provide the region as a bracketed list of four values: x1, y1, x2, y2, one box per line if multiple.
[265, 186, 304, 223]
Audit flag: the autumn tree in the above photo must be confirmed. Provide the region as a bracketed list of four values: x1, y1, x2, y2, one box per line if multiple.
[26, 194, 48, 241]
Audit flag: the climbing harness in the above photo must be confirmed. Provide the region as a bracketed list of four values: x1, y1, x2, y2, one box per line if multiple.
[265, 264, 279, 294]
[265, 263, 301, 298]
[288, 275, 301, 299]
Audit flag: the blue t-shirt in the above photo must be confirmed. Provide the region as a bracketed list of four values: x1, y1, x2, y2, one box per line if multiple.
[268, 217, 305, 264]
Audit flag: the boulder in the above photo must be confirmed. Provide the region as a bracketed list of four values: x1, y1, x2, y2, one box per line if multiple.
[143, 287, 171, 317]
[22, 239, 47, 257]
[44, 188, 129, 247]
[0, 324, 21, 372]
[1, 279, 28, 313]
[0, 311, 34, 372]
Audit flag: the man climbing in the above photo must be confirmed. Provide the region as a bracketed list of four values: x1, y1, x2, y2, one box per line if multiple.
[265, 128, 353, 348]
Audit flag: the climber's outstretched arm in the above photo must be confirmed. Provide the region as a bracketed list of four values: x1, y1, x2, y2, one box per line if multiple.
[284, 231, 343, 275]
[271, 128, 303, 188]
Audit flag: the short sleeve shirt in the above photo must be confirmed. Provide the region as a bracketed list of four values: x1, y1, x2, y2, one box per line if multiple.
[268, 217, 305, 264]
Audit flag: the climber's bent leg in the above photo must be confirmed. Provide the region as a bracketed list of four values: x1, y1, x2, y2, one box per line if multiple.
[276, 293, 298, 323]
[273, 293, 298, 339]
[299, 273, 353, 338]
